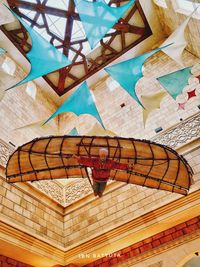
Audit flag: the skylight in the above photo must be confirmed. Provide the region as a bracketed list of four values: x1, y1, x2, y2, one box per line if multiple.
[18, 3, 90, 55]
[5, 0, 151, 95]
[47, 0, 69, 10]
[71, 20, 86, 42]
[45, 15, 67, 39]
[17, 0, 120, 57]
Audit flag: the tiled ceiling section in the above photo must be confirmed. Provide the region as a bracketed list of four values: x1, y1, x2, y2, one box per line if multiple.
[1, 0, 152, 95]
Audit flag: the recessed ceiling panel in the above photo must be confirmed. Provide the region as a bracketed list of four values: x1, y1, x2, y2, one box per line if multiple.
[2, 0, 152, 95]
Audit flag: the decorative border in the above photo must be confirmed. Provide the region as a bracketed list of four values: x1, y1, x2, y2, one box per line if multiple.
[153, 112, 200, 149]
[1, 191, 200, 266]
[82, 217, 200, 267]
[0, 139, 14, 168]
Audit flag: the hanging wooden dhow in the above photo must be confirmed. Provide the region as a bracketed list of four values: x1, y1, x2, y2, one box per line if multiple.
[6, 136, 193, 195]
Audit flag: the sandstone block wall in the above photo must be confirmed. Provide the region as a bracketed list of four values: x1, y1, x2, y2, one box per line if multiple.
[0, 176, 64, 246]
[62, 37, 200, 247]
[0, 53, 58, 147]
[63, 147, 200, 247]
[61, 50, 200, 141]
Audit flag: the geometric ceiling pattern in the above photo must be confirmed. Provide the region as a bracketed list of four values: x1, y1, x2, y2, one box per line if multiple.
[1, 0, 152, 95]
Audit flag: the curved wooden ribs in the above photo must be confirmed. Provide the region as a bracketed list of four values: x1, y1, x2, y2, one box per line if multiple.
[6, 136, 193, 195]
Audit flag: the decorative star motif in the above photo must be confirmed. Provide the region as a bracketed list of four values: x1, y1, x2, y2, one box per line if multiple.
[178, 102, 186, 110]
[187, 89, 196, 100]
[195, 75, 200, 83]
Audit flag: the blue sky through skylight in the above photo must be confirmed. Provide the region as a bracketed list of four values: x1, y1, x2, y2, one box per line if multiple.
[17, 0, 120, 58]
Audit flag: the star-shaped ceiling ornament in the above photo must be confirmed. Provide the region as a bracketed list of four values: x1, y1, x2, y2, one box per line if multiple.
[195, 74, 200, 83]
[177, 102, 186, 110]
[187, 89, 197, 100]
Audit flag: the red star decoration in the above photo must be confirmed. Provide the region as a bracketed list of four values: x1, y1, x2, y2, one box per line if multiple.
[195, 75, 200, 83]
[187, 89, 196, 100]
[178, 102, 186, 110]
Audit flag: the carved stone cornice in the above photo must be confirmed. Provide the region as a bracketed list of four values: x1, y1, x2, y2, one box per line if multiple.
[152, 112, 200, 149]
[1, 113, 199, 168]
[1, 189, 200, 266]
[64, 190, 200, 265]
[0, 139, 14, 168]
[31, 180, 64, 205]
[64, 179, 93, 205]
[0, 220, 65, 267]
[115, 229, 200, 267]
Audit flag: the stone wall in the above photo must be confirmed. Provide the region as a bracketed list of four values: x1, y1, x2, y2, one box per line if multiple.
[0, 174, 64, 246]
[0, 52, 58, 147]
[60, 50, 200, 141]
[63, 144, 200, 247]
[0, 2, 200, 265]
[62, 41, 200, 247]
[1, 45, 200, 250]
[1, 47, 200, 253]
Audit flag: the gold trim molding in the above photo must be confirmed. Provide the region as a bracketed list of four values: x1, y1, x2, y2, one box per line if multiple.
[64, 189, 200, 264]
[1, 189, 200, 266]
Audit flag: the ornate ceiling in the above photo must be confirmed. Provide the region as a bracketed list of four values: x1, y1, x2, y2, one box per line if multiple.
[1, 0, 152, 95]
[0, 0, 152, 207]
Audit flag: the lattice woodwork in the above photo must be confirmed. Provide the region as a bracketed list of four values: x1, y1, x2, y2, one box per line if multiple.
[2, 0, 152, 96]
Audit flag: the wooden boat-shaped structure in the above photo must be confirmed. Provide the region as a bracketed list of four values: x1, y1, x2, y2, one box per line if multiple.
[6, 135, 193, 195]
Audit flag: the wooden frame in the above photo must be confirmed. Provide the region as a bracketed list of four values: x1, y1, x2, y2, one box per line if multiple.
[2, 0, 152, 95]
